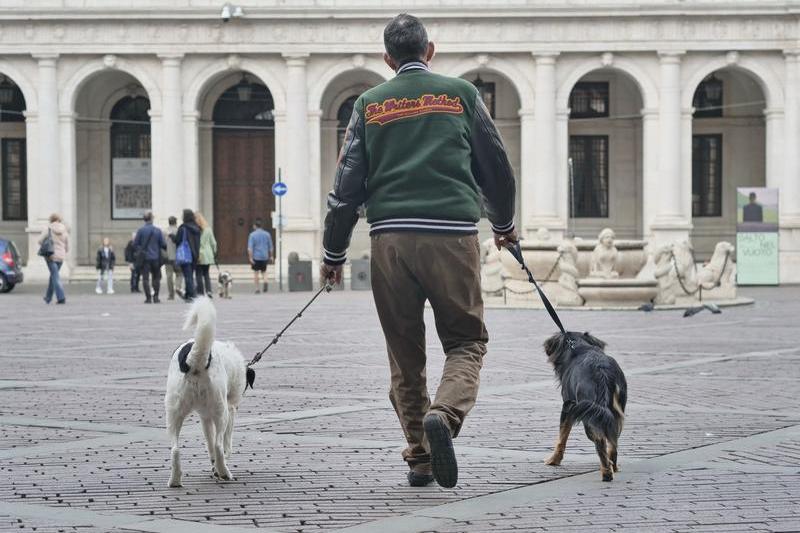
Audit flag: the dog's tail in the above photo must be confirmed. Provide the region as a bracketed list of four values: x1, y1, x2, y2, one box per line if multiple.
[570, 398, 620, 442]
[183, 296, 216, 371]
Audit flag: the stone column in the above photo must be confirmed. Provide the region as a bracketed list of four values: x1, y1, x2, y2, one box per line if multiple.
[26, 55, 61, 279]
[529, 53, 564, 236]
[183, 111, 201, 213]
[158, 54, 184, 226]
[148, 111, 164, 225]
[650, 51, 691, 245]
[281, 53, 315, 261]
[640, 108, 659, 237]
[59, 111, 77, 271]
[781, 51, 800, 282]
[518, 108, 535, 237]
[308, 109, 323, 252]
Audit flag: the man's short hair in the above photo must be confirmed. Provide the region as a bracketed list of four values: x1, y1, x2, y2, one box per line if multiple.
[384, 13, 428, 65]
[749, 192, 757, 200]
[254, 218, 263, 228]
[168, 216, 177, 225]
[143, 210, 153, 222]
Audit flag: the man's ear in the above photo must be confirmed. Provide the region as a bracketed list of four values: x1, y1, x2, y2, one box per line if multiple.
[383, 52, 397, 71]
[426, 42, 435, 63]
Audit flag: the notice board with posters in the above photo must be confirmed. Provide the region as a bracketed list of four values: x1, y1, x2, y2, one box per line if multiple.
[736, 187, 779, 285]
[112, 158, 151, 219]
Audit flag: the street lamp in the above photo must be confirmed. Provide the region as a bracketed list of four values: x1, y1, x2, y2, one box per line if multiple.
[703, 73, 723, 102]
[0, 76, 15, 106]
[472, 74, 496, 118]
[236, 74, 252, 102]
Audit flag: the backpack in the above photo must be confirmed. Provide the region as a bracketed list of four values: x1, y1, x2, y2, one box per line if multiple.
[38, 228, 54, 257]
[175, 230, 193, 266]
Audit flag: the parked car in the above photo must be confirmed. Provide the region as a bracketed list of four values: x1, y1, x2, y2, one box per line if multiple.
[0, 238, 23, 293]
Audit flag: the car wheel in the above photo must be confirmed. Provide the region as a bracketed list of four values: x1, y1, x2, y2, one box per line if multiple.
[0, 273, 8, 293]
[4, 282, 14, 293]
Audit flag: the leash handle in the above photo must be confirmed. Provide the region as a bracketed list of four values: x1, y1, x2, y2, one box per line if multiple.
[505, 242, 567, 335]
[248, 282, 333, 366]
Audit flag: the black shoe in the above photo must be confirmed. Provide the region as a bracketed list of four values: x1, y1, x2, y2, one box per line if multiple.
[144, 298, 152, 304]
[423, 413, 458, 488]
[153, 296, 160, 304]
[407, 469, 434, 487]
[56, 300, 66, 305]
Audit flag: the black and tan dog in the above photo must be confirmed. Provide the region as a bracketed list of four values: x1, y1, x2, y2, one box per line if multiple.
[543, 331, 627, 481]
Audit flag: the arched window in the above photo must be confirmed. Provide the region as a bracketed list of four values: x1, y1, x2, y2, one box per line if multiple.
[110, 95, 151, 219]
[110, 96, 151, 158]
[0, 75, 25, 123]
[212, 75, 274, 127]
[336, 95, 358, 154]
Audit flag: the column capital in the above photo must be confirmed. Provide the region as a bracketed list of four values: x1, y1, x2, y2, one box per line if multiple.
[308, 109, 323, 118]
[556, 108, 570, 120]
[148, 109, 163, 121]
[518, 107, 535, 118]
[158, 53, 184, 66]
[640, 107, 659, 118]
[784, 49, 800, 59]
[657, 50, 686, 63]
[33, 53, 59, 65]
[183, 111, 200, 121]
[531, 51, 559, 63]
[283, 53, 310, 66]
[59, 111, 77, 123]
[764, 107, 785, 119]
[22, 110, 38, 122]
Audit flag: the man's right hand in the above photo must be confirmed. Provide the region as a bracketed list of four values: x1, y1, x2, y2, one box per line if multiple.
[494, 229, 519, 251]
[320, 263, 343, 286]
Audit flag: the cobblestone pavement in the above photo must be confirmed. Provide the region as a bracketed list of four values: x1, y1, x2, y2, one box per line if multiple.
[1, 282, 798, 532]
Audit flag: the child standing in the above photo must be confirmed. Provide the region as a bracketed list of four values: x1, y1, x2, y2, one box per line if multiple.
[95, 237, 116, 294]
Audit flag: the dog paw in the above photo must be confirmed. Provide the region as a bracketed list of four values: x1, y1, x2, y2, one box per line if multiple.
[168, 477, 182, 488]
[602, 471, 614, 482]
[613, 464, 620, 472]
[217, 468, 233, 481]
[544, 455, 563, 466]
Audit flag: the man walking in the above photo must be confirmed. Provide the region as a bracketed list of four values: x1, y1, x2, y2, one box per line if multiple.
[163, 216, 183, 300]
[247, 219, 273, 293]
[320, 13, 517, 488]
[133, 211, 167, 304]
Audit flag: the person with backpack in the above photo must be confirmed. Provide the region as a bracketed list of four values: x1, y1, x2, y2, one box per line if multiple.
[38, 213, 70, 305]
[124, 232, 141, 293]
[133, 211, 167, 304]
[195, 212, 218, 298]
[171, 209, 201, 301]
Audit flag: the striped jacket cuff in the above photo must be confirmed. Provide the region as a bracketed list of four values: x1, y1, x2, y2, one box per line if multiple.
[323, 248, 347, 266]
[491, 220, 515, 234]
[369, 218, 478, 235]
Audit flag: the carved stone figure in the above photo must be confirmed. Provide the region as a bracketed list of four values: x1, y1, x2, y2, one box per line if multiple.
[652, 243, 679, 305]
[480, 237, 506, 294]
[589, 228, 620, 279]
[556, 241, 583, 305]
[698, 241, 737, 299]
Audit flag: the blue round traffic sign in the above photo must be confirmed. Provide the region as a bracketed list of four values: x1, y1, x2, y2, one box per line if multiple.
[272, 182, 288, 196]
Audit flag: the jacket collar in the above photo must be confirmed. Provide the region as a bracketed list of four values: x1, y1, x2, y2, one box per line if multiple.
[396, 61, 429, 75]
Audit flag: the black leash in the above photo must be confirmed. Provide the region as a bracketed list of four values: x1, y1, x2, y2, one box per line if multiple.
[504, 242, 568, 335]
[248, 282, 334, 367]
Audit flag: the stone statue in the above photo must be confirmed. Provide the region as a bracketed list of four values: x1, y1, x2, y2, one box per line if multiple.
[652, 243, 678, 305]
[556, 240, 583, 305]
[698, 241, 737, 299]
[589, 228, 620, 279]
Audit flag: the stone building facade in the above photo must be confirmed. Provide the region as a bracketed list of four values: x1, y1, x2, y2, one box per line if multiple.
[0, 0, 798, 282]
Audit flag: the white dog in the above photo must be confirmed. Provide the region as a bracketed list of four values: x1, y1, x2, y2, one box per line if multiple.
[165, 297, 255, 487]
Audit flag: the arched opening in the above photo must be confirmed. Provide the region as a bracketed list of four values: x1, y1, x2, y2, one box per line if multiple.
[567, 69, 643, 240]
[200, 72, 275, 263]
[319, 70, 384, 256]
[459, 69, 522, 240]
[0, 74, 28, 258]
[73, 71, 151, 264]
[689, 68, 766, 257]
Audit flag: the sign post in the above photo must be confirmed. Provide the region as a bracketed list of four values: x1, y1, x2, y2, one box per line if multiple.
[736, 187, 779, 285]
[272, 170, 288, 292]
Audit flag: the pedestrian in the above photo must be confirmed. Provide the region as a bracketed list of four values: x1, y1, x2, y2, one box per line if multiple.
[133, 211, 167, 304]
[95, 237, 116, 294]
[195, 212, 218, 298]
[163, 216, 184, 300]
[247, 218, 273, 293]
[38, 213, 70, 305]
[320, 14, 517, 489]
[171, 208, 201, 301]
[124, 232, 141, 293]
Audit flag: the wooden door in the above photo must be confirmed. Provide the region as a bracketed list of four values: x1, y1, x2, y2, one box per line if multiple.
[213, 131, 275, 263]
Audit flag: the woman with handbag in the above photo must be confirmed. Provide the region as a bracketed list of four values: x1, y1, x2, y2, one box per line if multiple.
[171, 209, 201, 301]
[195, 212, 218, 298]
[38, 213, 69, 304]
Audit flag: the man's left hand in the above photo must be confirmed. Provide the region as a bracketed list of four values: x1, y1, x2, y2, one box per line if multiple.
[320, 263, 342, 286]
[494, 229, 519, 251]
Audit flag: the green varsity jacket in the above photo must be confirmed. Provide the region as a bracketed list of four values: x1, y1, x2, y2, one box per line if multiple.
[322, 61, 517, 266]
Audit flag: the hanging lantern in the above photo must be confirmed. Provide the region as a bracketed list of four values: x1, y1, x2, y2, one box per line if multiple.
[472, 74, 496, 118]
[703, 73, 723, 102]
[236, 75, 252, 102]
[0, 76, 15, 106]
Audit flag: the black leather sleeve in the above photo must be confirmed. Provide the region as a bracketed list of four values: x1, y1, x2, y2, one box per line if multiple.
[470, 92, 517, 234]
[322, 100, 368, 266]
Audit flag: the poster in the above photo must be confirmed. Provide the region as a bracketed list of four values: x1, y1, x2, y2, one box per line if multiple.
[112, 158, 151, 219]
[736, 187, 778, 285]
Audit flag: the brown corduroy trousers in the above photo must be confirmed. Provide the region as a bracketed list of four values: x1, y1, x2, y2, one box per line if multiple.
[370, 232, 488, 467]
